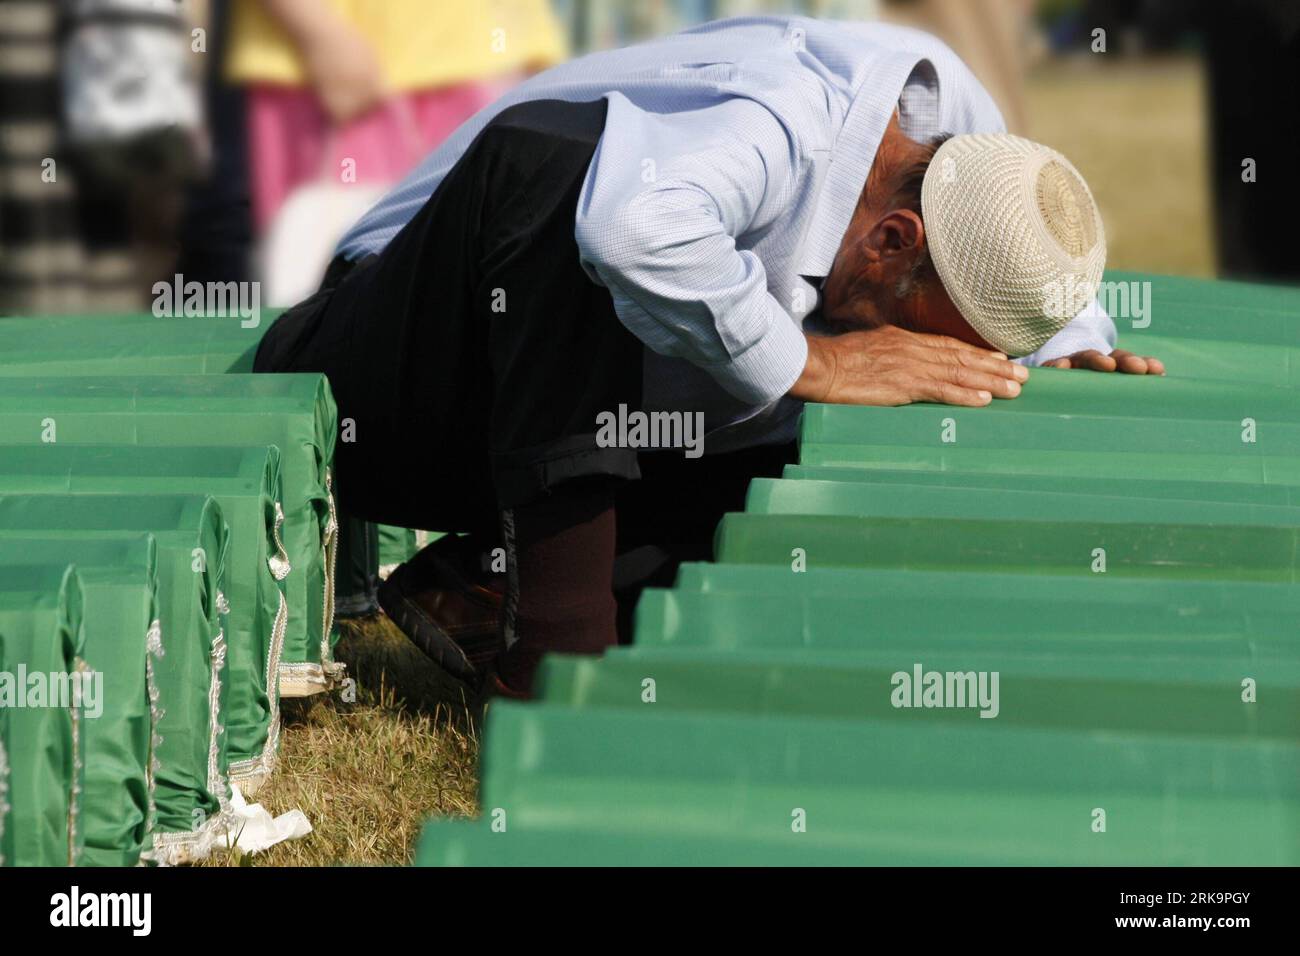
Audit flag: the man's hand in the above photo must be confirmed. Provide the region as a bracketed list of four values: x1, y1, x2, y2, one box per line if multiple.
[1039, 349, 1165, 375]
[789, 326, 1028, 407]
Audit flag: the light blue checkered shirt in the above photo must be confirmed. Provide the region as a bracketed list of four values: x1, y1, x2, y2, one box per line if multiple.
[338, 16, 1114, 452]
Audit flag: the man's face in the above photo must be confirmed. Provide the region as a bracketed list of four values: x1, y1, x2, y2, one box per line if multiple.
[822, 215, 999, 354]
[821, 113, 1005, 356]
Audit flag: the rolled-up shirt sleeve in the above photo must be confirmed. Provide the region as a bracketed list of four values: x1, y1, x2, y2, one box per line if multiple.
[575, 93, 807, 405]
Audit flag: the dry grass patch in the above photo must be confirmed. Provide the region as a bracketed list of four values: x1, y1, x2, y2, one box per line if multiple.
[202, 614, 481, 866]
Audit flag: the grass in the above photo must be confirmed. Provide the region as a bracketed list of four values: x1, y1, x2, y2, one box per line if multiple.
[201, 615, 482, 866]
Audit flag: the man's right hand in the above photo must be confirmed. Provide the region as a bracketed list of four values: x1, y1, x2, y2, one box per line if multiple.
[788, 326, 1028, 407]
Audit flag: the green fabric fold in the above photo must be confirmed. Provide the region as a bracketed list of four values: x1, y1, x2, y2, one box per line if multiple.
[0, 445, 289, 790]
[0, 375, 339, 697]
[0, 537, 158, 867]
[0, 494, 232, 863]
[0, 564, 85, 867]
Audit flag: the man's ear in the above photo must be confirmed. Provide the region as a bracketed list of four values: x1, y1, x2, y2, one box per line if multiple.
[863, 209, 925, 263]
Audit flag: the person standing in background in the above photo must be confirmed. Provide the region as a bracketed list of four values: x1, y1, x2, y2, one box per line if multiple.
[1201, 0, 1299, 282]
[0, 0, 82, 315]
[1, 0, 204, 315]
[225, 0, 568, 237]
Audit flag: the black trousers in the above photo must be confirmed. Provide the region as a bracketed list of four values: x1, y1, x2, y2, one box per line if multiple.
[255, 98, 794, 618]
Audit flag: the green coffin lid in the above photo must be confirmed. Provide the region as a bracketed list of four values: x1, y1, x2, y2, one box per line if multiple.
[715, 512, 1300, 583]
[0, 374, 340, 697]
[0, 564, 85, 867]
[0, 446, 289, 790]
[1115, 333, 1300, 388]
[0, 493, 233, 863]
[1105, 269, 1300, 330]
[638, 572, 1300, 663]
[461, 702, 1299, 865]
[0, 311, 272, 376]
[746, 476, 1300, 526]
[537, 645, 1298, 740]
[1104, 269, 1300, 384]
[799, 372, 1300, 484]
[663, 564, 1300, 671]
[781, 464, 1300, 504]
[0, 537, 159, 866]
[416, 816, 886, 866]
[377, 525, 419, 570]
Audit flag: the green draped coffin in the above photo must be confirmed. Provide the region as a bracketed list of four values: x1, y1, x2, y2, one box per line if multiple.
[0, 445, 289, 789]
[0, 538, 160, 866]
[0, 494, 232, 863]
[0, 375, 339, 697]
[0, 312, 266, 377]
[0, 564, 85, 867]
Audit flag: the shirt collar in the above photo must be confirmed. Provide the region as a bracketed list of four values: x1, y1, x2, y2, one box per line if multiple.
[796, 52, 936, 279]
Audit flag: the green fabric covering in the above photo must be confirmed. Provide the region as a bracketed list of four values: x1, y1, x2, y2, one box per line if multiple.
[377, 526, 445, 571]
[569, 567, 1300, 738]
[419, 815, 893, 866]
[745, 476, 1300, 525]
[0, 564, 85, 867]
[0, 374, 339, 697]
[804, 368, 1300, 428]
[417, 702, 1300, 865]
[800, 372, 1300, 484]
[1118, 334, 1300, 388]
[0, 312, 271, 376]
[1105, 269, 1300, 326]
[1105, 268, 1300, 385]
[0, 537, 159, 867]
[0, 445, 289, 788]
[537, 644, 1298, 739]
[715, 512, 1300, 582]
[782, 464, 1300, 504]
[654, 565, 1300, 658]
[377, 525, 419, 569]
[0, 494, 232, 863]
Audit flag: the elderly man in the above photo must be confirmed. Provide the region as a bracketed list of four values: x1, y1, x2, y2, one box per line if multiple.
[254, 17, 1162, 696]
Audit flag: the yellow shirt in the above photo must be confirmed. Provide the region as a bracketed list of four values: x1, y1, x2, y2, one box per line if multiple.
[226, 0, 568, 92]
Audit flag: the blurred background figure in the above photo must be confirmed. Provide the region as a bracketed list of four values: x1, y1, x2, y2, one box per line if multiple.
[1199, 0, 1299, 283]
[0, 0, 204, 315]
[175, 0, 254, 288]
[224, 0, 567, 304]
[0, 0, 77, 315]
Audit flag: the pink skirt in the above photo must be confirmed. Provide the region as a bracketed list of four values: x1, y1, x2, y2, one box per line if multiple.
[246, 77, 519, 234]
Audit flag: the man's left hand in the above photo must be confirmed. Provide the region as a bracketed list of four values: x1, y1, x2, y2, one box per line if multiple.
[1039, 349, 1165, 375]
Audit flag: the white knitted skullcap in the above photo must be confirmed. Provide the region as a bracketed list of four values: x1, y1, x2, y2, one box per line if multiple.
[920, 133, 1106, 356]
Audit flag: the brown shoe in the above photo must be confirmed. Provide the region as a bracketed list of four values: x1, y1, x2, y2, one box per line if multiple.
[377, 535, 505, 682]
